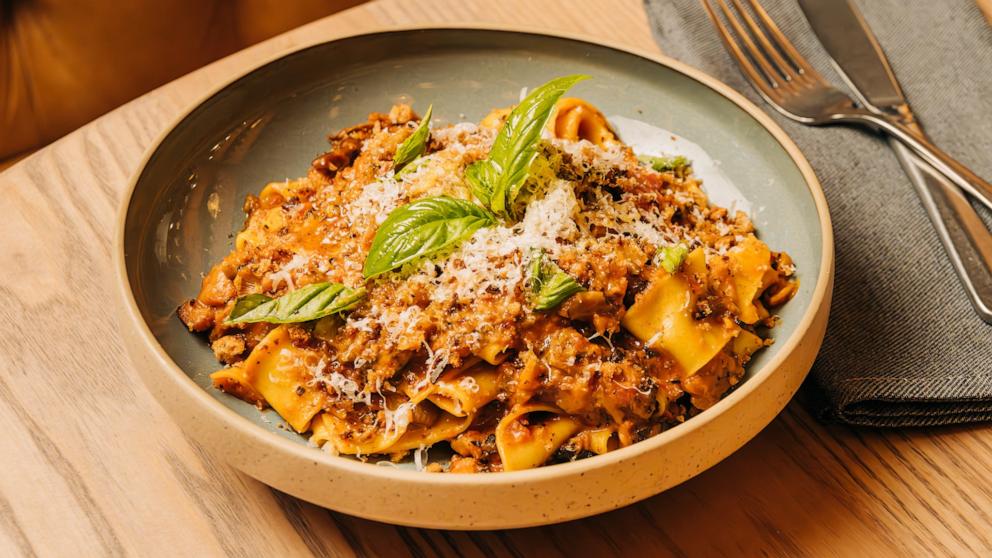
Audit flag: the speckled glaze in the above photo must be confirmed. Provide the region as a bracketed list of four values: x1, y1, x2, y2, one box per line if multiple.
[115, 27, 833, 529]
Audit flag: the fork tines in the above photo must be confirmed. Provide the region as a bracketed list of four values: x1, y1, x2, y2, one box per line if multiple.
[701, 0, 827, 98]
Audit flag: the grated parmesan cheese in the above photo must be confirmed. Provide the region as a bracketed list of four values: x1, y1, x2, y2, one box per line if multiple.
[382, 399, 415, 440]
[267, 253, 309, 291]
[430, 122, 480, 144]
[424, 342, 450, 383]
[315, 370, 373, 406]
[459, 375, 480, 393]
[347, 177, 404, 225]
[413, 444, 429, 471]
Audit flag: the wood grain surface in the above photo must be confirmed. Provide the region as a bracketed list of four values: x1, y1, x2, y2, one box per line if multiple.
[1, 0, 990, 556]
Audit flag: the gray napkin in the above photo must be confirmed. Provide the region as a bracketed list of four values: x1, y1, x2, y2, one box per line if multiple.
[644, 0, 992, 426]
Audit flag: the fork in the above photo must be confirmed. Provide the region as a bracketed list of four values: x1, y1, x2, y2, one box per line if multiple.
[702, 0, 992, 213]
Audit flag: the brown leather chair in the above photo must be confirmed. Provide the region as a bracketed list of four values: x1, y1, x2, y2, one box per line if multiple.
[0, 0, 363, 162]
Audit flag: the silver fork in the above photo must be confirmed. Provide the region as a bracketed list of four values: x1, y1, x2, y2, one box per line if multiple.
[702, 0, 992, 213]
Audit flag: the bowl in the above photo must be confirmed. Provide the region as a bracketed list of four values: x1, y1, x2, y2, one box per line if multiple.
[115, 26, 833, 529]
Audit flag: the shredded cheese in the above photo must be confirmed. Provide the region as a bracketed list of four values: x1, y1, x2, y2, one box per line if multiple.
[459, 375, 480, 393]
[347, 177, 404, 225]
[413, 444, 429, 471]
[267, 253, 309, 291]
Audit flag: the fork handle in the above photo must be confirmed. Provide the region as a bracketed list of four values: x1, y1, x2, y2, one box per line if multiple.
[842, 111, 992, 213]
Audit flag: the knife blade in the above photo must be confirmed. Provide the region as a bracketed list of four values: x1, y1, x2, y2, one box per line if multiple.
[799, 0, 992, 323]
[797, 0, 906, 111]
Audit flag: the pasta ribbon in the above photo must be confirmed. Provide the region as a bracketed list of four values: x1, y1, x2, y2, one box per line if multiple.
[572, 427, 619, 455]
[427, 364, 500, 417]
[480, 98, 616, 147]
[480, 107, 511, 130]
[312, 400, 472, 456]
[495, 404, 583, 471]
[311, 394, 417, 455]
[621, 248, 740, 376]
[259, 178, 306, 203]
[210, 326, 328, 432]
[728, 236, 779, 324]
[475, 340, 510, 365]
[388, 410, 474, 453]
[400, 359, 499, 417]
[552, 98, 617, 147]
[732, 330, 766, 361]
[210, 365, 264, 406]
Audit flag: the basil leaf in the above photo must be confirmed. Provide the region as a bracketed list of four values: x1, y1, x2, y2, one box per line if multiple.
[528, 250, 584, 311]
[469, 75, 588, 218]
[534, 273, 584, 311]
[638, 154, 689, 172]
[228, 293, 273, 321]
[363, 196, 495, 278]
[464, 159, 497, 208]
[393, 105, 433, 172]
[226, 282, 365, 324]
[656, 244, 689, 274]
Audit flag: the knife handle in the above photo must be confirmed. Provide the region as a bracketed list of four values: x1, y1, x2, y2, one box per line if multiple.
[848, 111, 992, 214]
[891, 138, 992, 323]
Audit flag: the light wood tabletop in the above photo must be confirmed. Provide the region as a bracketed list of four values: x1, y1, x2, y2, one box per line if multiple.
[2, 0, 991, 556]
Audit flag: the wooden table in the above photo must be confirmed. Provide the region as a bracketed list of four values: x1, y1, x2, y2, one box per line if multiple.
[3, 0, 991, 555]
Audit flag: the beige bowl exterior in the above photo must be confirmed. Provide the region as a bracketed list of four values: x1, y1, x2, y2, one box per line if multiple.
[115, 26, 833, 529]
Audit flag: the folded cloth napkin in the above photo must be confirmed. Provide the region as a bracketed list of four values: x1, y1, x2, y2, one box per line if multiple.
[644, 0, 992, 426]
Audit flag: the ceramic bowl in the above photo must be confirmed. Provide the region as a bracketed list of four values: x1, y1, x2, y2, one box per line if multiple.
[115, 27, 833, 529]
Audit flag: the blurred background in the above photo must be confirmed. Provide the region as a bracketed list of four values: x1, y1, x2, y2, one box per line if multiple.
[0, 0, 364, 170]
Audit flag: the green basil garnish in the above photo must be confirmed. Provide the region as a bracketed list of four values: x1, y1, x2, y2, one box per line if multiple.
[363, 196, 495, 278]
[528, 250, 584, 311]
[656, 244, 689, 274]
[464, 159, 498, 209]
[226, 282, 365, 324]
[466, 75, 588, 218]
[227, 293, 272, 321]
[638, 154, 689, 172]
[393, 105, 433, 173]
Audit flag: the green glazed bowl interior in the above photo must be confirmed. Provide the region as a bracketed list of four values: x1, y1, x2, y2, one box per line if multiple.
[123, 29, 824, 468]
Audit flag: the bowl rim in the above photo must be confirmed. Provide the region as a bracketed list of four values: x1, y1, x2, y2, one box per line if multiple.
[114, 24, 833, 487]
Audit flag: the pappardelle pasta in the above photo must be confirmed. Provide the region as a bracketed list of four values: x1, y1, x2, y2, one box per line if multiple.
[178, 76, 797, 472]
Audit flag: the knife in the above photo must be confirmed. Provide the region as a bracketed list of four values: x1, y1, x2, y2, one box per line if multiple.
[799, 0, 992, 323]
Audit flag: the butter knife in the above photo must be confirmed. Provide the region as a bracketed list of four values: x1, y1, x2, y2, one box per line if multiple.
[799, 0, 992, 323]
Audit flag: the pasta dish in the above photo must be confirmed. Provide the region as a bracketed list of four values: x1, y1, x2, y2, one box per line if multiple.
[178, 76, 797, 472]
